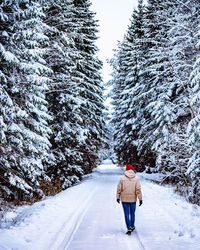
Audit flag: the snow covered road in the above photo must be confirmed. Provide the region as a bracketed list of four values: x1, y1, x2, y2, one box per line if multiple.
[0, 160, 200, 250]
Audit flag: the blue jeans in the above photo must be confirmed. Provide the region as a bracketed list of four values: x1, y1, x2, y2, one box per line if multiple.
[122, 202, 136, 229]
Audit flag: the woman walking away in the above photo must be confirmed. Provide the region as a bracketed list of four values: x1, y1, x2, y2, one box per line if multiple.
[116, 163, 143, 235]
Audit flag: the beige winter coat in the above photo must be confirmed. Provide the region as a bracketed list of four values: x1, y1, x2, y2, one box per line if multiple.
[116, 170, 142, 202]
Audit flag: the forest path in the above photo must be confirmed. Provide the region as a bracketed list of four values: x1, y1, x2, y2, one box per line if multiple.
[0, 160, 200, 250]
[49, 161, 200, 250]
[54, 166, 143, 250]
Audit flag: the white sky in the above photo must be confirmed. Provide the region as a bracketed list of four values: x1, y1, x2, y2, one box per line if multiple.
[91, 0, 139, 82]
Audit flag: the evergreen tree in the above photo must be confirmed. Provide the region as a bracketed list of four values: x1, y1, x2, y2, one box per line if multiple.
[155, 0, 197, 182]
[110, 0, 200, 204]
[72, 0, 105, 173]
[43, 0, 105, 188]
[110, 39, 131, 165]
[186, 0, 200, 203]
[157, 0, 200, 196]
[134, 0, 178, 167]
[42, 0, 85, 188]
[111, 0, 146, 166]
[0, 0, 52, 200]
[0, 1, 22, 199]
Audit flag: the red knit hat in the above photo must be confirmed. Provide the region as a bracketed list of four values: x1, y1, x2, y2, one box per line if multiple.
[126, 163, 136, 171]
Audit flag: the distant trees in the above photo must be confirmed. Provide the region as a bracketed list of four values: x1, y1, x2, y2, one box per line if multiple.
[110, 0, 200, 205]
[0, 0, 105, 202]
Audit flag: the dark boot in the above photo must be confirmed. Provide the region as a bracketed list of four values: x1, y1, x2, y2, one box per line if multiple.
[130, 226, 135, 232]
[126, 228, 132, 235]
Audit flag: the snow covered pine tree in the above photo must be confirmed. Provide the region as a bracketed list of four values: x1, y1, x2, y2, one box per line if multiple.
[111, 0, 200, 205]
[42, 0, 105, 189]
[111, 0, 146, 167]
[0, 0, 52, 201]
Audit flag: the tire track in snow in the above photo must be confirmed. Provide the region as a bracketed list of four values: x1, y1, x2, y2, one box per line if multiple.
[120, 228, 146, 250]
[62, 186, 99, 250]
[134, 230, 146, 250]
[48, 186, 98, 250]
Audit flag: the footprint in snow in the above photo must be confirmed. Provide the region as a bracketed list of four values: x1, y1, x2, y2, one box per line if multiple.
[100, 233, 116, 239]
